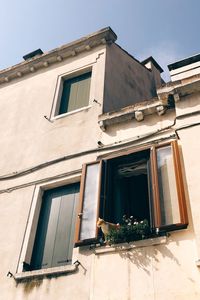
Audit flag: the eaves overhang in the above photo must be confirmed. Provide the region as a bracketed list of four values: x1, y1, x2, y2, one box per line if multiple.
[168, 53, 200, 71]
[157, 76, 200, 103]
[0, 27, 117, 85]
[98, 97, 168, 131]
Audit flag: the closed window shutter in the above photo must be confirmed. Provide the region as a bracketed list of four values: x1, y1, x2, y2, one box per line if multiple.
[59, 72, 91, 114]
[31, 190, 61, 270]
[31, 183, 79, 270]
[52, 184, 79, 267]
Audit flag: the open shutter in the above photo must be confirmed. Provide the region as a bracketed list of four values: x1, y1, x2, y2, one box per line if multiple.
[75, 161, 102, 245]
[171, 140, 188, 226]
[151, 140, 188, 231]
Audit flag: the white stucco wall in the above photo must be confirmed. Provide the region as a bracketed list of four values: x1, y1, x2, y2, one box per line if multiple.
[0, 45, 106, 176]
[0, 46, 200, 300]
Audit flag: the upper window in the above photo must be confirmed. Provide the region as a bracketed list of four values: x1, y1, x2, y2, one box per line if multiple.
[75, 140, 188, 244]
[28, 183, 80, 271]
[58, 72, 91, 115]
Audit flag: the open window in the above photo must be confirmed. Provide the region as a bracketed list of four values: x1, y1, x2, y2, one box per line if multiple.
[75, 140, 188, 245]
[21, 140, 187, 273]
[102, 149, 151, 225]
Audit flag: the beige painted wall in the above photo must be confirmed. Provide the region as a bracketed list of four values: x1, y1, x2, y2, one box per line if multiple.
[103, 43, 158, 113]
[0, 46, 200, 300]
[0, 45, 106, 175]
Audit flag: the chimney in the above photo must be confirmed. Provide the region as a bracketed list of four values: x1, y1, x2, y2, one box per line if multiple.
[23, 49, 43, 61]
[141, 56, 164, 88]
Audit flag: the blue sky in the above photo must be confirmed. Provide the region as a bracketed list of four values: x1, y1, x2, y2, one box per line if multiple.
[0, 0, 199, 80]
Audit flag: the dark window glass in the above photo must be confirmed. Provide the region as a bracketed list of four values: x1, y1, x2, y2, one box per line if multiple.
[103, 150, 151, 225]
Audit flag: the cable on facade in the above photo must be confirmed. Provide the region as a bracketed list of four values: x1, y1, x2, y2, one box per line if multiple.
[0, 129, 174, 181]
[0, 169, 82, 194]
[0, 135, 178, 195]
[0, 109, 199, 182]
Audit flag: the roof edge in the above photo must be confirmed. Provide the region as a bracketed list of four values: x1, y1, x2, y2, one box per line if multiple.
[168, 53, 200, 71]
[0, 27, 117, 85]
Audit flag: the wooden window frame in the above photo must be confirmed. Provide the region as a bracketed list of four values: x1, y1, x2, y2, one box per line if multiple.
[75, 140, 188, 245]
[151, 141, 188, 230]
[75, 161, 102, 246]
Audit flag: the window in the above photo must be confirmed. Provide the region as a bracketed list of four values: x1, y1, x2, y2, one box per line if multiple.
[58, 72, 91, 115]
[21, 141, 187, 274]
[28, 183, 80, 271]
[102, 149, 151, 225]
[75, 141, 188, 245]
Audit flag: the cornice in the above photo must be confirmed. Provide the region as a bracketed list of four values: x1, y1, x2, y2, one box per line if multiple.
[0, 27, 117, 85]
[98, 98, 168, 131]
[157, 76, 200, 103]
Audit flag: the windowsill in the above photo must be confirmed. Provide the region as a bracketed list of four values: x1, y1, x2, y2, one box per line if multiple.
[15, 264, 77, 281]
[52, 105, 92, 120]
[94, 236, 167, 255]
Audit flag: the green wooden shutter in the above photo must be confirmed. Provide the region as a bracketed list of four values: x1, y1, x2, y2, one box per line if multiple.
[31, 183, 79, 270]
[31, 190, 57, 270]
[59, 72, 91, 114]
[52, 184, 79, 267]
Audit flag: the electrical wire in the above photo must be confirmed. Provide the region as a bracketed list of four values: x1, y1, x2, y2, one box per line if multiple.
[0, 169, 81, 194]
[0, 128, 174, 181]
[0, 109, 199, 183]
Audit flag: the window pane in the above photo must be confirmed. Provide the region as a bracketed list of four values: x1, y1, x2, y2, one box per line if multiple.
[157, 145, 180, 226]
[104, 150, 151, 225]
[80, 163, 100, 240]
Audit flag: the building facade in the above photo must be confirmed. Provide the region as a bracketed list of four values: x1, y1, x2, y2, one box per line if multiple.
[0, 27, 200, 299]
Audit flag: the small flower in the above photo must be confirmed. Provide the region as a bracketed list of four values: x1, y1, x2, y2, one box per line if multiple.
[128, 223, 131, 226]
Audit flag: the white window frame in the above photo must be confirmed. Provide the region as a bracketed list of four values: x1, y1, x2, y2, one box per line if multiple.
[51, 65, 94, 120]
[17, 175, 81, 275]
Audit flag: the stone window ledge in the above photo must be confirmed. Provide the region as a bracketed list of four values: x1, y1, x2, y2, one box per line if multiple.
[52, 105, 92, 121]
[94, 236, 167, 255]
[15, 264, 77, 281]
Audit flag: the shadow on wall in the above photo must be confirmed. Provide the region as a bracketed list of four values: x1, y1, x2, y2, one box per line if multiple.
[117, 242, 181, 276]
[103, 111, 176, 139]
[15, 266, 81, 295]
